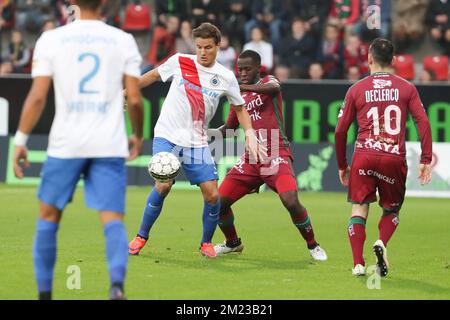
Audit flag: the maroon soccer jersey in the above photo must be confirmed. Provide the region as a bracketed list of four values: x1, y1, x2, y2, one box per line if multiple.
[224, 75, 292, 159]
[335, 72, 432, 170]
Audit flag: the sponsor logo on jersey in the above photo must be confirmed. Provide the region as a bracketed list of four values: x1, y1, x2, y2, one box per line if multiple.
[372, 79, 392, 89]
[358, 169, 396, 184]
[356, 138, 400, 155]
[178, 79, 220, 98]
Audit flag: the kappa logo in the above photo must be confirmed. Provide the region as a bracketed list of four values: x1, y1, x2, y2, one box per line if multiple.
[372, 79, 392, 89]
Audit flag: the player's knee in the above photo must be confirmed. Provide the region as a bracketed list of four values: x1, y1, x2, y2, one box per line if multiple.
[39, 203, 62, 223]
[204, 189, 220, 205]
[280, 191, 303, 214]
[155, 181, 173, 196]
[383, 209, 399, 216]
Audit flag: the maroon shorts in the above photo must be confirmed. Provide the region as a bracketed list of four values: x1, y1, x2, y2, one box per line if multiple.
[219, 155, 297, 201]
[349, 152, 407, 212]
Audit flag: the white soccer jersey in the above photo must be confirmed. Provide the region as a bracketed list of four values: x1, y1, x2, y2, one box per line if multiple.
[32, 20, 142, 158]
[155, 53, 245, 147]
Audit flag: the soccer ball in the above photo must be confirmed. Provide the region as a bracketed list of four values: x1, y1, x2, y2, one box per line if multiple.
[148, 152, 181, 182]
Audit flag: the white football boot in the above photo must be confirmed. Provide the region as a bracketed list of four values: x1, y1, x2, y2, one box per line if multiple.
[373, 239, 389, 277]
[352, 264, 366, 276]
[214, 240, 244, 255]
[309, 245, 328, 261]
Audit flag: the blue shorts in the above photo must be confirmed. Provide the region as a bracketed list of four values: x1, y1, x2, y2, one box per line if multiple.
[38, 157, 127, 213]
[153, 137, 218, 185]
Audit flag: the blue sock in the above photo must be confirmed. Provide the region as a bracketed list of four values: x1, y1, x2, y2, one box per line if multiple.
[104, 220, 128, 286]
[201, 199, 220, 244]
[33, 219, 59, 294]
[138, 189, 166, 239]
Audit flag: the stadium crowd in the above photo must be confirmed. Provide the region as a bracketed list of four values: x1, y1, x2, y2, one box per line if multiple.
[1, 0, 450, 82]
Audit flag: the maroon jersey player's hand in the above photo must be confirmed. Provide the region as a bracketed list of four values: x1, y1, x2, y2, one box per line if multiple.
[419, 163, 432, 185]
[339, 166, 351, 187]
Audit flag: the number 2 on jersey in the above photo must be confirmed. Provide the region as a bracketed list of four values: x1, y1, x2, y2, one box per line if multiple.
[78, 53, 100, 94]
[367, 105, 401, 136]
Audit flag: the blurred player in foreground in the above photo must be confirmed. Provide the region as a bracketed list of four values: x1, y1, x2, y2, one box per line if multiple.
[335, 38, 432, 277]
[13, 0, 143, 299]
[210, 50, 327, 261]
[128, 23, 262, 258]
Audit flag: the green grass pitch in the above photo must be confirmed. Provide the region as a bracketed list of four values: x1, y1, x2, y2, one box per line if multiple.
[0, 184, 449, 300]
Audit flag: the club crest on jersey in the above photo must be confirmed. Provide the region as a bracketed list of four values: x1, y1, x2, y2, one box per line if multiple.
[210, 75, 220, 87]
[372, 79, 392, 89]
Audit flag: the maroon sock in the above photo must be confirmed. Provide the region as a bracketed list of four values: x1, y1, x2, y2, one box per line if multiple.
[291, 208, 317, 249]
[348, 216, 366, 267]
[378, 213, 399, 246]
[218, 208, 238, 242]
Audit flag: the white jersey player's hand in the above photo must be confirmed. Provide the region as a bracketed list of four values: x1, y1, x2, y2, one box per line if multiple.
[339, 166, 351, 187]
[127, 135, 143, 161]
[245, 129, 267, 163]
[13, 146, 30, 179]
[419, 163, 432, 185]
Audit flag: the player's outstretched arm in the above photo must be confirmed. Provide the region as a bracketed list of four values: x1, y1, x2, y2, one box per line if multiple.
[124, 75, 144, 161]
[139, 68, 161, 89]
[232, 104, 267, 162]
[240, 80, 281, 96]
[13, 76, 52, 179]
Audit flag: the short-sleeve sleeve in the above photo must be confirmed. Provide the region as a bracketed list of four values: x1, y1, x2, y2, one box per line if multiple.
[123, 34, 142, 78]
[225, 75, 245, 106]
[32, 32, 53, 78]
[157, 54, 179, 82]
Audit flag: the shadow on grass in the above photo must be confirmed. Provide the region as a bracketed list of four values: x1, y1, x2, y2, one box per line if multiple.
[384, 277, 450, 296]
[132, 251, 317, 273]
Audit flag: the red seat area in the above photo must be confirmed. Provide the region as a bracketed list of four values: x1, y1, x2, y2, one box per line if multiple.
[423, 55, 449, 81]
[392, 54, 414, 81]
[122, 3, 151, 32]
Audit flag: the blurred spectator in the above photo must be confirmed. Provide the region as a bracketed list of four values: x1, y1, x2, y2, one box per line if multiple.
[176, 20, 196, 54]
[426, 0, 450, 55]
[41, 19, 56, 33]
[274, 65, 290, 81]
[190, 0, 224, 28]
[392, 0, 429, 53]
[279, 18, 317, 78]
[343, 34, 369, 76]
[346, 64, 361, 80]
[223, 0, 252, 50]
[308, 61, 325, 80]
[290, 0, 332, 39]
[0, 0, 15, 30]
[102, 0, 121, 27]
[243, 0, 290, 51]
[145, 15, 179, 69]
[243, 27, 274, 71]
[329, 0, 361, 37]
[53, 0, 70, 26]
[352, 0, 391, 41]
[217, 34, 237, 71]
[317, 23, 344, 79]
[16, 0, 53, 32]
[419, 68, 437, 82]
[0, 29, 31, 74]
[155, 0, 187, 25]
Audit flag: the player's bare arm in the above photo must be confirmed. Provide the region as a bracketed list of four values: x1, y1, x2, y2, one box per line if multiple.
[124, 75, 144, 161]
[13, 76, 52, 179]
[138, 68, 161, 89]
[239, 81, 281, 96]
[232, 104, 267, 161]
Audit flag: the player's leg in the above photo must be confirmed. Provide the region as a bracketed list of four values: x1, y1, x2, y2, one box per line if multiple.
[130, 138, 177, 254]
[348, 204, 369, 275]
[84, 158, 129, 299]
[347, 154, 377, 275]
[183, 146, 221, 257]
[373, 156, 407, 277]
[34, 157, 86, 299]
[264, 158, 327, 261]
[100, 211, 128, 300]
[214, 173, 259, 254]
